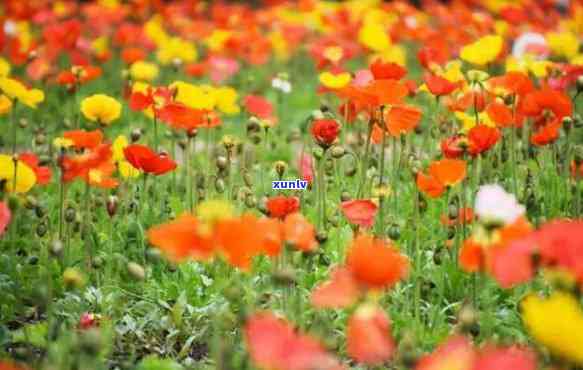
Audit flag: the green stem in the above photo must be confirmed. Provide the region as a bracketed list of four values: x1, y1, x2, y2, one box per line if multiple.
[356, 119, 374, 199]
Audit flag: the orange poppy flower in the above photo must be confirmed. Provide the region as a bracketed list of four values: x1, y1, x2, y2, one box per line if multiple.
[385, 104, 422, 137]
[215, 213, 264, 270]
[340, 199, 378, 228]
[416, 172, 446, 198]
[157, 103, 209, 131]
[474, 345, 537, 370]
[459, 238, 485, 273]
[121, 47, 146, 64]
[283, 213, 317, 252]
[530, 121, 561, 146]
[488, 71, 534, 98]
[311, 267, 360, 309]
[486, 101, 514, 128]
[0, 360, 29, 370]
[60, 143, 113, 183]
[347, 304, 395, 365]
[63, 129, 104, 150]
[147, 214, 215, 263]
[364, 79, 408, 106]
[346, 234, 409, 290]
[428, 159, 467, 187]
[520, 88, 572, 124]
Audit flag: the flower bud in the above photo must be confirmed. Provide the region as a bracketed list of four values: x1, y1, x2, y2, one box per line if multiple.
[106, 196, 118, 217]
[330, 145, 345, 159]
[274, 161, 287, 178]
[127, 262, 146, 281]
[130, 128, 142, 142]
[63, 267, 86, 290]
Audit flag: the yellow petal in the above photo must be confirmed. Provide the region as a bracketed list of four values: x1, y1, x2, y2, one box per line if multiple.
[319, 72, 352, 89]
[0, 155, 37, 193]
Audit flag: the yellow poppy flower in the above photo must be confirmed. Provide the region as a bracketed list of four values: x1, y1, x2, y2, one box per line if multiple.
[156, 37, 197, 65]
[455, 111, 495, 132]
[214, 87, 240, 115]
[0, 77, 44, 109]
[358, 22, 391, 52]
[0, 58, 11, 77]
[505, 55, 552, 78]
[0, 155, 37, 193]
[460, 35, 503, 66]
[546, 31, 579, 60]
[374, 44, 407, 67]
[204, 30, 232, 53]
[522, 292, 583, 365]
[319, 71, 352, 90]
[53, 137, 74, 149]
[129, 61, 159, 82]
[171, 81, 215, 110]
[0, 95, 12, 115]
[81, 94, 122, 125]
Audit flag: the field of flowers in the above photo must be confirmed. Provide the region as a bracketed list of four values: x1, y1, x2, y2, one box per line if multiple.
[1, 0, 583, 369]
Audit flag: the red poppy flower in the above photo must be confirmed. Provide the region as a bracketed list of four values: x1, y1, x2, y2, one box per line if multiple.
[60, 144, 113, 183]
[424, 73, 460, 97]
[474, 346, 536, 370]
[0, 360, 29, 370]
[520, 88, 572, 125]
[63, 129, 104, 150]
[468, 125, 500, 156]
[123, 144, 177, 175]
[417, 45, 449, 69]
[0, 201, 11, 238]
[244, 94, 274, 119]
[266, 196, 300, 219]
[370, 59, 406, 80]
[245, 311, 345, 370]
[488, 72, 534, 97]
[79, 312, 100, 330]
[340, 199, 378, 228]
[18, 152, 51, 185]
[347, 304, 395, 365]
[311, 118, 340, 147]
[441, 136, 467, 159]
[486, 101, 515, 128]
[346, 234, 409, 290]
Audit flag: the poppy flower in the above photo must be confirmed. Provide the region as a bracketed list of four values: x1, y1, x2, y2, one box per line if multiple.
[79, 312, 101, 330]
[0, 360, 29, 370]
[18, 152, 51, 185]
[467, 125, 500, 156]
[365, 79, 408, 106]
[60, 144, 113, 184]
[347, 304, 395, 365]
[370, 59, 406, 80]
[385, 104, 422, 137]
[530, 121, 561, 146]
[129, 61, 159, 82]
[346, 234, 409, 290]
[340, 199, 378, 228]
[147, 213, 215, 262]
[123, 144, 177, 175]
[460, 239, 485, 273]
[416, 336, 475, 370]
[417, 159, 467, 198]
[520, 88, 572, 129]
[474, 345, 537, 370]
[488, 71, 534, 98]
[63, 129, 104, 150]
[311, 118, 340, 148]
[441, 136, 467, 159]
[0, 155, 37, 193]
[298, 154, 314, 184]
[244, 94, 274, 120]
[485, 101, 515, 128]
[417, 45, 449, 69]
[80, 94, 122, 126]
[319, 71, 352, 90]
[460, 35, 503, 66]
[424, 73, 459, 97]
[266, 196, 300, 219]
[0, 201, 11, 238]
[283, 213, 317, 252]
[121, 47, 146, 64]
[311, 267, 360, 308]
[157, 102, 208, 131]
[521, 292, 583, 365]
[441, 207, 474, 227]
[245, 311, 345, 370]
